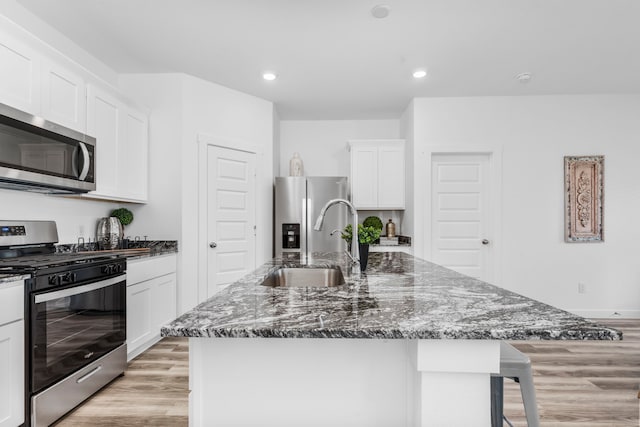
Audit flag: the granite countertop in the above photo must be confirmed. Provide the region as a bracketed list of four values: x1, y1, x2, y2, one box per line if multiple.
[56, 240, 178, 259]
[162, 252, 622, 341]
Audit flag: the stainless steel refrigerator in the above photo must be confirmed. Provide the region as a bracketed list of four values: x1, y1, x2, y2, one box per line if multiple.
[275, 176, 349, 258]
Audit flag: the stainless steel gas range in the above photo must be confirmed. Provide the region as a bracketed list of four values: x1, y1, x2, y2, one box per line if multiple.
[0, 220, 126, 427]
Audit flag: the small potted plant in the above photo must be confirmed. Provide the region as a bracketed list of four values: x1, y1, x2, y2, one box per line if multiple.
[110, 208, 134, 229]
[341, 223, 381, 271]
[110, 208, 134, 248]
[362, 216, 383, 244]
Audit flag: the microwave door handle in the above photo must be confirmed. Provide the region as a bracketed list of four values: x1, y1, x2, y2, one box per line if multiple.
[72, 145, 79, 177]
[78, 142, 90, 181]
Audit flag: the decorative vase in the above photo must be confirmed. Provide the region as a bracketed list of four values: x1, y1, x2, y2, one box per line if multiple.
[359, 243, 369, 271]
[289, 152, 304, 176]
[96, 217, 123, 250]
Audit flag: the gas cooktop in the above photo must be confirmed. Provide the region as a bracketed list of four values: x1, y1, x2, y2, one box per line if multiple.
[0, 252, 121, 272]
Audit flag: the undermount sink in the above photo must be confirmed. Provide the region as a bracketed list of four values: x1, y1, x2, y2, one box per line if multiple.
[261, 267, 346, 288]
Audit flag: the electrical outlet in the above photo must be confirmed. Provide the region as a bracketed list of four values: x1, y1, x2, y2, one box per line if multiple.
[578, 283, 586, 294]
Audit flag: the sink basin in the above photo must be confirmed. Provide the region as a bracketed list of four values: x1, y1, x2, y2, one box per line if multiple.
[261, 267, 346, 288]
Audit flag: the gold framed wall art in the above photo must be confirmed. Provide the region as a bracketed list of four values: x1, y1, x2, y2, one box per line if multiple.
[564, 155, 604, 242]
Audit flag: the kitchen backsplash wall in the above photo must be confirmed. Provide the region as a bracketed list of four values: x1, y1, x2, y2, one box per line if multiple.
[357, 210, 404, 236]
[0, 188, 127, 243]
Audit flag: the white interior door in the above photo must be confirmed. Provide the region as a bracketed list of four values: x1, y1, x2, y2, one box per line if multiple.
[207, 146, 256, 297]
[431, 153, 492, 281]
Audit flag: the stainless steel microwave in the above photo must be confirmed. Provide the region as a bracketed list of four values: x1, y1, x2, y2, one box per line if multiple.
[0, 102, 96, 193]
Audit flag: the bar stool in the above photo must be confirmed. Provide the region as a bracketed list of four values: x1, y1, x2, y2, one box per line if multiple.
[490, 342, 540, 427]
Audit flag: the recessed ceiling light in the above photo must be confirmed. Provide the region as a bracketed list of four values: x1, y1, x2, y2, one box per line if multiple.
[371, 5, 390, 19]
[516, 72, 532, 83]
[263, 72, 277, 81]
[413, 69, 427, 79]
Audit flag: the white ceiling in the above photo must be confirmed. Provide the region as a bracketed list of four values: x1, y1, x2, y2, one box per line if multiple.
[16, 0, 640, 119]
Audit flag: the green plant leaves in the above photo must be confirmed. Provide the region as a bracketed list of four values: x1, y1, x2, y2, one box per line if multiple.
[340, 224, 381, 245]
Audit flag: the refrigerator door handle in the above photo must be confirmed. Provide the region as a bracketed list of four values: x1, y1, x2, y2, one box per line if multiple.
[301, 197, 308, 260]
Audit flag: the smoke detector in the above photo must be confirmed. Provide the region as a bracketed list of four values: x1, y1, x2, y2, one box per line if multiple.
[371, 5, 391, 19]
[516, 72, 532, 83]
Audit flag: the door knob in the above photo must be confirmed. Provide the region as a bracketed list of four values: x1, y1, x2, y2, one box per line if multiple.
[481, 239, 490, 245]
[209, 242, 217, 248]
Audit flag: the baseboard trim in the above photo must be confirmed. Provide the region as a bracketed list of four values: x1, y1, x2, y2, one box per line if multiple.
[568, 309, 640, 319]
[127, 334, 162, 362]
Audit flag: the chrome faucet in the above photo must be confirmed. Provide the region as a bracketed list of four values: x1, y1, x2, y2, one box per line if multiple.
[314, 198, 360, 268]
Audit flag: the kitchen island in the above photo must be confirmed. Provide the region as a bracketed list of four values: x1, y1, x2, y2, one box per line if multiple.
[162, 252, 621, 427]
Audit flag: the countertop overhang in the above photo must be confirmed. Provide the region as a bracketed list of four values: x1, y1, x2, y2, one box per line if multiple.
[162, 252, 622, 341]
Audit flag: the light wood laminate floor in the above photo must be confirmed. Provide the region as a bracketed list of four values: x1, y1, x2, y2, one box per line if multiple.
[56, 319, 638, 426]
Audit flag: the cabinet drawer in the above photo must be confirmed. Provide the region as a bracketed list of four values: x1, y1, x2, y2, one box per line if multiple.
[0, 281, 24, 325]
[127, 254, 177, 285]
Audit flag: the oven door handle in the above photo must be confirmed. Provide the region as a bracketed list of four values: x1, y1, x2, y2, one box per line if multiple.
[34, 274, 126, 303]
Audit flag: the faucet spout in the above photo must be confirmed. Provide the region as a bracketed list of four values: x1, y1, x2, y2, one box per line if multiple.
[314, 198, 360, 266]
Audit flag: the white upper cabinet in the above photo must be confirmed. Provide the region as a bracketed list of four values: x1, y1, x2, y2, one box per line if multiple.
[349, 139, 405, 209]
[0, 30, 86, 133]
[86, 84, 149, 203]
[87, 85, 120, 198]
[1, 19, 150, 203]
[119, 107, 148, 201]
[41, 57, 86, 133]
[0, 32, 41, 115]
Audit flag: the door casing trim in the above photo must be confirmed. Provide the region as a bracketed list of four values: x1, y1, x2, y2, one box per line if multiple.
[197, 133, 260, 304]
[422, 145, 503, 286]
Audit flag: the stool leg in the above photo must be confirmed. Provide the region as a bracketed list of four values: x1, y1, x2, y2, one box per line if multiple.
[517, 370, 540, 427]
[490, 376, 504, 427]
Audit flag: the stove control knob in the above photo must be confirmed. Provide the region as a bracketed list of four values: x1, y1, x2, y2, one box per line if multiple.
[101, 264, 113, 274]
[48, 275, 61, 286]
[115, 264, 123, 273]
[62, 272, 77, 283]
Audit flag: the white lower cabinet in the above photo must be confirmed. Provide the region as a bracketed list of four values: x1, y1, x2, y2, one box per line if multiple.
[0, 282, 25, 427]
[126, 255, 177, 361]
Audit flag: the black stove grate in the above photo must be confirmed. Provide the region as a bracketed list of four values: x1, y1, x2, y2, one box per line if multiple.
[0, 252, 121, 271]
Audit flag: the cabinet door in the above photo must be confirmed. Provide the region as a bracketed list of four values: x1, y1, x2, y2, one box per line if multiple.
[126, 280, 153, 353]
[0, 320, 24, 427]
[0, 32, 41, 115]
[118, 107, 148, 201]
[351, 145, 378, 209]
[151, 273, 177, 331]
[377, 145, 405, 209]
[41, 58, 86, 132]
[87, 85, 121, 197]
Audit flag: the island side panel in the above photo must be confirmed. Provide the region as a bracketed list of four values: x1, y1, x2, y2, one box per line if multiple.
[416, 340, 501, 427]
[189, 337, 412, 427]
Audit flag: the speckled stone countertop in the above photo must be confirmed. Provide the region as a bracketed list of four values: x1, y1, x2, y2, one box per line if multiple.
[162, 252, 622, 341]
[56, 240, 178, 258]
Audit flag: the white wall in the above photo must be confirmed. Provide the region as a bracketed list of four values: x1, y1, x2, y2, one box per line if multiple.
[181, 76, 274, 264]
[0, 189, 121, 243]
[279, 120, 400, 177]
[408, 94, 640, 317]
[118, 74, 183, 241]
[400, 101, 415, 240]
[120, 73, 274, 314]
[0, 3, 129, 244]
[0, 1, 118, 86]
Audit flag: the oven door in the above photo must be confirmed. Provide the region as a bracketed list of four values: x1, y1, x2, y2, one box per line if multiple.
[30, 274, 126, 393]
